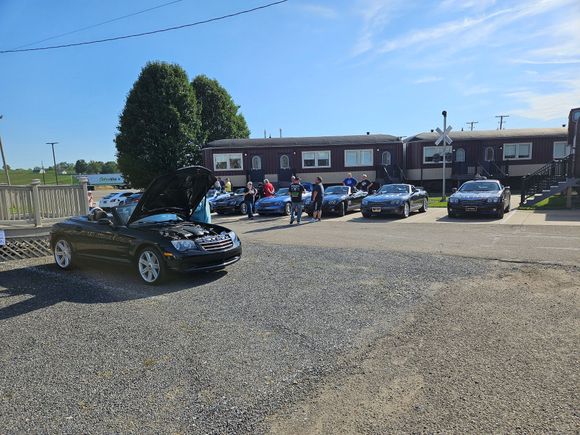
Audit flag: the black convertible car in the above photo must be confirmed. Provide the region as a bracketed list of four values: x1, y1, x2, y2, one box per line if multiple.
[305, 186, 368, 216]
[361, 184, 428, 218]
[50, 166, 242, 284]
[447, 179, 511, 218]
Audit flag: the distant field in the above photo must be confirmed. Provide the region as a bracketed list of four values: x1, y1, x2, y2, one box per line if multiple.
[1, 169, 79, 186]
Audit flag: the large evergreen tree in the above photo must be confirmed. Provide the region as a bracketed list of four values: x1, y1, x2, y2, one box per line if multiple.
[191, 74, 250, 143]
[115, 62, 202, 188]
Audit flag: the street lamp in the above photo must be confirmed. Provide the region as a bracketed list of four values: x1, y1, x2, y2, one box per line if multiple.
[0, 115, 11, 185]
[47, 141, 59, 185]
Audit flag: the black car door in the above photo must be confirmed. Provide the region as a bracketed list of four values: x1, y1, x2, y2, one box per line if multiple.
[79, 219, 133, 263]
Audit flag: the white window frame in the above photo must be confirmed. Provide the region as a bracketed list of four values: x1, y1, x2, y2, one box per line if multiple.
[213, 153, 243, 171]
[553, 141, 570, 159]
[381, 150, 392, 166]
[251, 155, 262, 170]
[455, 148, 466, 163]
[280, 155, 290, 169]
[423, 145, 452, 164]
[301, 150, 331, 169]
[344, 149, 374, 167]
[503, 142, 532, 161]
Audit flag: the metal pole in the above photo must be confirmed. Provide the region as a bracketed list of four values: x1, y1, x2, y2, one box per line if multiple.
[0, 115, 10, 185]
[47, 141, 59, 185]
[41, 160, 46, 184]
[442, 110, 447, 200]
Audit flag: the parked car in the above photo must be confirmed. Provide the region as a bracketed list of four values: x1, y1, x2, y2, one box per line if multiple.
[50, 166, 242, 285]
[212, 188, 248, 215]
[98, 191, 135, 210]
[305, 186, 368, 216]
[447, 179, 511, 218]
[361, 184, 428, 218]
[207, 189, 229, 213]
[255, 183, 313, 215]
[119, 192, 143, 205]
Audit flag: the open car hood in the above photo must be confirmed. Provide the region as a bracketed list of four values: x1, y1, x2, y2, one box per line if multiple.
[128, 166, 216, 225]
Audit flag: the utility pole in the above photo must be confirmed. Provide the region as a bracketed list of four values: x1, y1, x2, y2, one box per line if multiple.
[495, 114, 509, 130]
[46, 141, 59, 185]
[0, 115, 11, 185]
[442, 111, 447, 200]
[279, 128, 282, 138]
[41, 160, 46, 185]
[466, 121, 478, 131]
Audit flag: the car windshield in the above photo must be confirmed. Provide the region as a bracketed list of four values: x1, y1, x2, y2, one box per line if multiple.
[275, 188, 289, 196]
[326, 186, 349, 195]
[378, 184, 409, 194]
[459, 182, 500, 192]
[114, 204, 185, 225]
[234, 188, 245, 195]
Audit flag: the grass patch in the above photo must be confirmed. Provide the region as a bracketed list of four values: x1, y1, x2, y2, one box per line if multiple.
[519, 194, 576, 210]
[428, 196, 448, 208]
[2, 169, 79, 186]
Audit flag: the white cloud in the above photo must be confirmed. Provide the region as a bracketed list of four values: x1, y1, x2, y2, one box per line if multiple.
[440, 0, 497, 11]
[352, 0, 407, 56]
[297, 4, 338, 19]
[509, 78, 580, 120]
[413, 76, 443, 84]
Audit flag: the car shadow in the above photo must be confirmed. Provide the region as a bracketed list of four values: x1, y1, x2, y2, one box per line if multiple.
[348, 215, 405, 223]
[0, 260, 227, 321]
[436, 213, 504, 222]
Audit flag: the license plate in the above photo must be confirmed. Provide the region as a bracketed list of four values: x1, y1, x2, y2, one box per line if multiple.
[372, 207, 382, 213]
[465, 206, 477, 212]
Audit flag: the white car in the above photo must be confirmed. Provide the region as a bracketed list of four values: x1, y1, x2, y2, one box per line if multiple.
[98, 191, 134, 210]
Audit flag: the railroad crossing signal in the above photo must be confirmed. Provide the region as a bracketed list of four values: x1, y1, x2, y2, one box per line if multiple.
[435, 126, 453, 146]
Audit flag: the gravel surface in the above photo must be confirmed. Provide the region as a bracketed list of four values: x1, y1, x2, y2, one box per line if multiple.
[1, 244, 489, 433]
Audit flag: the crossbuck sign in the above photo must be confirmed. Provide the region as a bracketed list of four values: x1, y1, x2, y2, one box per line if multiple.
[435, 126, 453, 146]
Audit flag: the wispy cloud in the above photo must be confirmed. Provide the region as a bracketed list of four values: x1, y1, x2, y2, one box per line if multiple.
[413, 76, 443, 84]
[352, 0, 407, 56]
[296, 4, 338, 19]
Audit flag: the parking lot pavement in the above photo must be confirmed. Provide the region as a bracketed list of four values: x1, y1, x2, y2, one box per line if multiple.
[1, 216, 578, 433]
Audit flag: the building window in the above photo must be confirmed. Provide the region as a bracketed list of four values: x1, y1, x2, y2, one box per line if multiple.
[423, 146, 452, 164]
[280, 155, 290, 169]
[485, 147, 494, 162]
[302, 151, 330, 168]
[503, 143, 531, 160]
[251, 155, 262, 170]
[345, 149, 373, 167]
[213, 153, 243, 171]
[553, 141, 570, 159]
[381, 151, 392, 166]
[455, 148, 466, 163]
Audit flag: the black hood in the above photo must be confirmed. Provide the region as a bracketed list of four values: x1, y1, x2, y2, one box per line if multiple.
[128, 166, 216, 224]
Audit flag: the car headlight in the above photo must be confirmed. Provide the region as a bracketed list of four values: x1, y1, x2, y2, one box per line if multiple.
[362, 199, 368, 205]
[275, 201, 283, 206]
[171, 239, 198, 251]
[449, 197, 459, 204]
[487, 197, 501, 203]
[228, 231, 238, 241]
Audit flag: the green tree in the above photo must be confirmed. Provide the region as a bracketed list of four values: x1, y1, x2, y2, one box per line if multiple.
[101, 161, 118, 173]
[115, 61, 202, 188]
[86, 160, 103, 174]
[191, 74, 250, 143]
[75, 159, 88, 174]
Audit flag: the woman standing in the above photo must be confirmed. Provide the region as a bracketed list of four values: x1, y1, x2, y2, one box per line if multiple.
[243, 181, 257, 219]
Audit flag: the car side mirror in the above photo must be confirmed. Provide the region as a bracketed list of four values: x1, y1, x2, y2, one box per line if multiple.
[98, 218, 114, 226]
[451, 187, 458, 193]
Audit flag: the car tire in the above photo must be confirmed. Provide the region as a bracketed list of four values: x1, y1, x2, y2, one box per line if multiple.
[448, 210, 457, 218]
[239, 203, 248, 215]
[307, 212, 313, 217]
[505, 201, 510, 213]
[337, 202, 346, 217]
[362, 211, 371, 218]
[401, 202, 410, 218]
[53, 238, 74, 270]
[136, 247, 166, 285]
[284, 202, 292, 216]
[419, 198, 428, 213]
[496, 206, 505, 219]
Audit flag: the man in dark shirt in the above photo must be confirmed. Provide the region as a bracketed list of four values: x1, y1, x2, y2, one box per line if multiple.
[243, 181, 257, 219]
[357, 174, 372, 192]
[288, 177, 306, 224]
[310, 176, 324, 222]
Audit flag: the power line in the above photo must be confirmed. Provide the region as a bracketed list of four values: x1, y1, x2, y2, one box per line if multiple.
[466, 121, 478, 131]
[1, 0, 288, 54]
[495, 114, 509, 130]
[12, 0, 187, 50]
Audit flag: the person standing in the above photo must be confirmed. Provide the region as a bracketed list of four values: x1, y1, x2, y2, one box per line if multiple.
[288, 176, 306, 224]
[357, 174, 372, 192]
[310, 176, 324, 222]
[218, 177, 225, 190]
[263, 179, 275, 197]
[224, 178, 232, 192]
[87, 191, 96, 211]
[343, 172, 357, 189]
[243, 181, 257, 219]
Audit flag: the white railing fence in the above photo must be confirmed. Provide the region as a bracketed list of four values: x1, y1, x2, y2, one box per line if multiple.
[0, 178, 89, 226]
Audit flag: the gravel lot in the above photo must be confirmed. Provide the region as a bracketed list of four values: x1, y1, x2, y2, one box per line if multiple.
[1, 218, 579, 433]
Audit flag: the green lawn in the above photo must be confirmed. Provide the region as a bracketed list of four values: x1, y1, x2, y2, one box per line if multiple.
[428, 196, 449, 208]
[1, 169, 79, 186]
[519, 194, 576, 210]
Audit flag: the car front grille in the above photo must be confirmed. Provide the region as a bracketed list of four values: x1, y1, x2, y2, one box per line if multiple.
[197, 235, 234, 251]
[461, 199, 485, 206]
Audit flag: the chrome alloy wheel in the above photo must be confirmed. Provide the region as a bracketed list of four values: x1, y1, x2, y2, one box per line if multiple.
[138, 250, 161, 283]
[54, 239, 72, 269]
[402, 202, 410, 218]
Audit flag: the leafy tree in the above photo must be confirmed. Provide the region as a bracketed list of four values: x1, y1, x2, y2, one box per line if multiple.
[101, 161, 119, 174]
[86, 160, 103, 174]
[57, 162, 75, 174]
[191, 74, 250, 143]
[115, 61, 202, 188]
[75, 159, 88, 174]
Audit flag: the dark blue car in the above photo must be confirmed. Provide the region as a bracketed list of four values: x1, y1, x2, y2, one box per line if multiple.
[255, 184, 312, 216]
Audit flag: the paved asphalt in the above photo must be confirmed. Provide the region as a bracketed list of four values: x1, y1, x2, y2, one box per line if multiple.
[1, 210, 579, 433]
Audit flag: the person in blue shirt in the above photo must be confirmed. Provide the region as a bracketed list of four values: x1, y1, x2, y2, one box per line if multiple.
[191, 196, 211, 223]
[343, 173, 357, 189]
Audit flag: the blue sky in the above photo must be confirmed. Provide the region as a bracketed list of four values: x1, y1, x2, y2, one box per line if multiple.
[1, 0, 579, 168]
